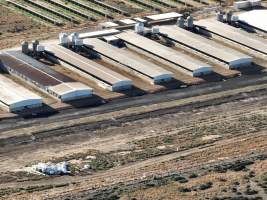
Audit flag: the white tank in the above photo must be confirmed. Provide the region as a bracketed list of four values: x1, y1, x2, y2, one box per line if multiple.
[186, 16, 194, 29]
[231, 15, 239, 22]
[74, 38, 83, 46]
[177, 17, 185, 28]
[59, 32, 68, 45]
[135, 22, 144, 34]
[21, 41, 29, 54]
[36, 45, 45, 52]
[216, 12, 224, 22]
[151, 26, 160, 34]
[68, 32, 79, 43]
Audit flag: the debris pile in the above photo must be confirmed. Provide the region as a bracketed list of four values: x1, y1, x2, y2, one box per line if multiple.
[32, 161, 70, 175]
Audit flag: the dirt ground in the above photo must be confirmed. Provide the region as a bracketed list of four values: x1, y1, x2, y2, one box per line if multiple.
[0, 4, 57, 49]
[0, 82, 266, 199]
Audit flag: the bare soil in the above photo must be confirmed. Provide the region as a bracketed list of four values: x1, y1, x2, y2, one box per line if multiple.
[0, 83, 266, 199]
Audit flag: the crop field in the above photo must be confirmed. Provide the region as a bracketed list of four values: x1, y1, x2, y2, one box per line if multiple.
[1, 0, 213, 27]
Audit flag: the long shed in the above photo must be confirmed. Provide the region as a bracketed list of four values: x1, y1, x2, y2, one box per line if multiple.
[45, 44, 132, 91]
[116, 31, 213, 77]
[0, 51, 93, 101]
[195, 19, 267, 56]
[0, 75, 43, 112]
[159, 25, 252, 69]
[83, 38, 173, 84]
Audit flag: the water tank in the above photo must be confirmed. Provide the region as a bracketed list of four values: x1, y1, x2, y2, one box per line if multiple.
[36, 45, 45, 52]
[216, 12, 224, 22]
[151, 26, 160, 34]
[231, 15, 239, 22]
[68, 32, 79, 43]
[21, 41, 29, 54]
[226, 11, 233, 23]
[32, 40, 39, 54]
[59, 32, 68, 45]
[177, 17, 185, 28]
[186, 16, 194, 29]
[135, 22, 144, 34]
[74, 38, 83, 46]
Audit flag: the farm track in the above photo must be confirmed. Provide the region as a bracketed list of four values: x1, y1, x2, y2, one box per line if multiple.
[0, 66, 267, 199]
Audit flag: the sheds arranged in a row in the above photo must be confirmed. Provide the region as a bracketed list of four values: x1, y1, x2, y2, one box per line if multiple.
[159, 25, 252, 69]
[195, 19, 267, 56]
[45, 44, 132, 91]
[116, 31, 213, 77]
[0, 74, 43, 112]
[83, 38, 173, 84]
[6, 0, 63, 25]
[0, 51, 93, 102]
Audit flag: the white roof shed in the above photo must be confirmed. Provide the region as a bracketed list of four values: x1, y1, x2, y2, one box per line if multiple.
[0, 75, 43, 112]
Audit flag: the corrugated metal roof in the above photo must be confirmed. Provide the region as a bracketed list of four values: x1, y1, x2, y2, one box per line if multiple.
[116, 31, 212, 73]
[84, 38, 172, 79]
[0, 74, 42, 106]
[48, 82, 93, 96]
[79, 29, 121, 39]
[0, 52, 61, 86]
[195, 19, 267, 55]
[238, 10, 267, 33]
[46, 44, 131, 86]
[159, 25, 252, 65]
[146, 12, 182, 21]
[119, 19, 136, 25]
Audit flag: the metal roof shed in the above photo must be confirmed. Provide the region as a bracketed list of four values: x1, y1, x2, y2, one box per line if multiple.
[84, 38, 173, 84]
[46, 44, 132, 91]
[159, 25, 252, 69]
[146, 12, 182, 21]
[0, 75, 43, 112]
[195, 19, 267, 56]
[116, 31, 213, 77]
[49, 82, 93, 101]
[0, 51, 93, 102]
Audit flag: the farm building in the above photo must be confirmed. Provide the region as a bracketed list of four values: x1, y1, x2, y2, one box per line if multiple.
[45, 44, 132, 91]
[0, 75, 43, 112]
[83, 38, 173, 84]
[195, 19, 267, 56]
[159, 25, 252, 69]
[238, 10, 267, 33]
[0, 51, 93, 102]
[116, 31, 213, 77]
